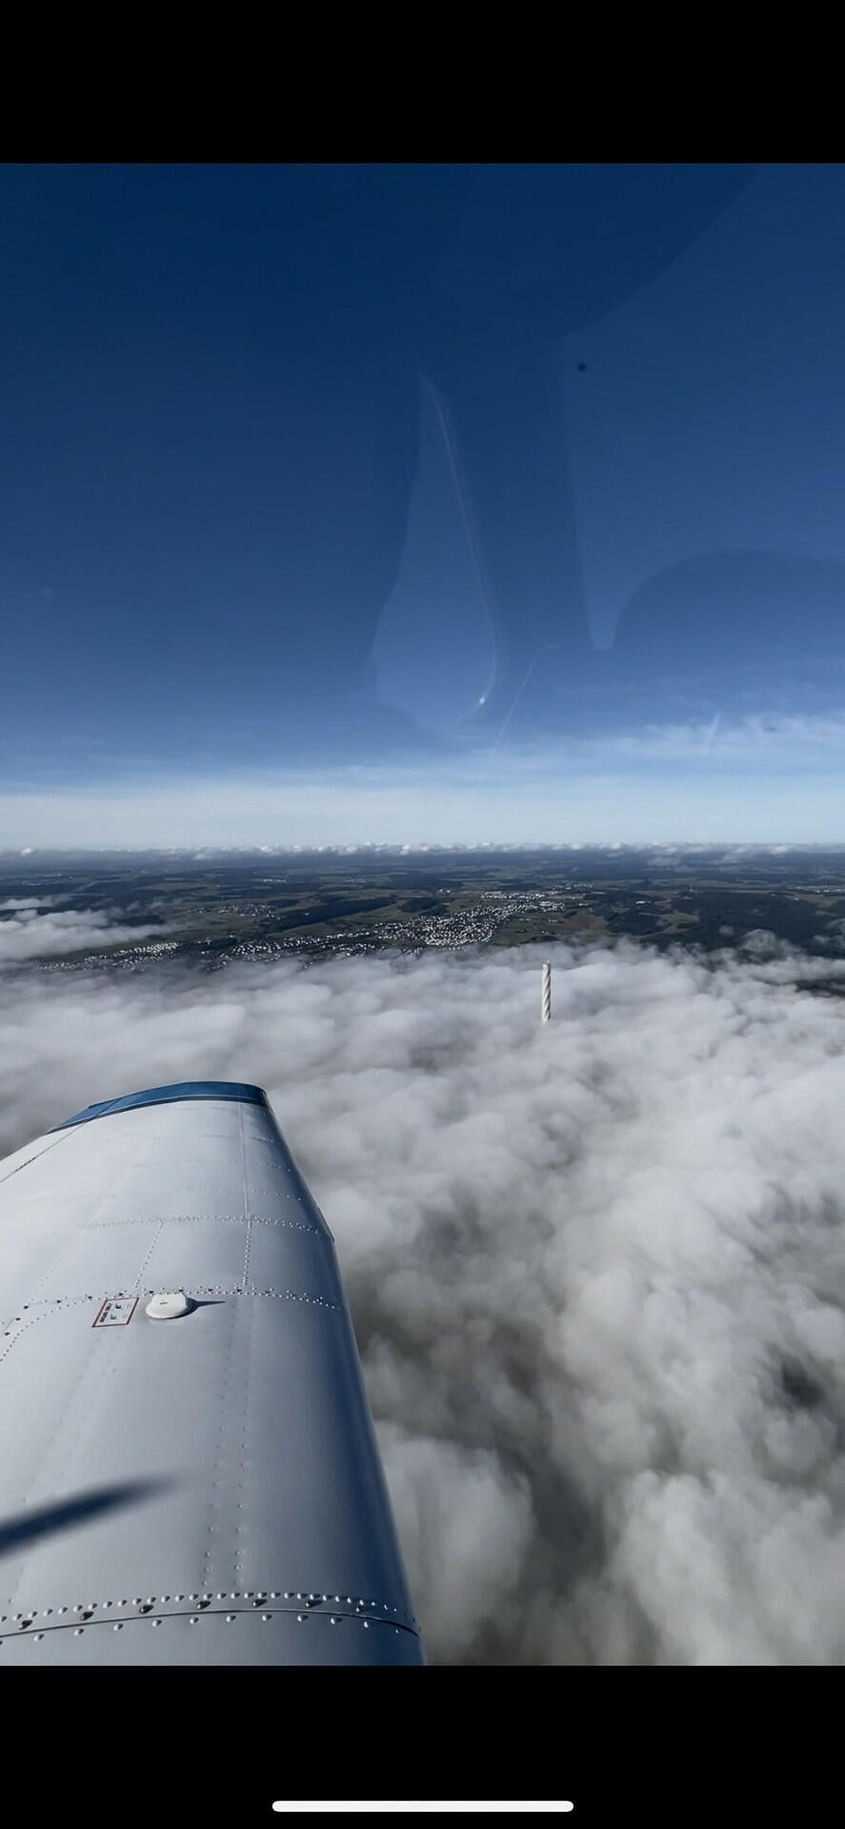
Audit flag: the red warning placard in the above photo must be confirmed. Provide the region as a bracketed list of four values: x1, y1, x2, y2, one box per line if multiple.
[92, 1296, 139, 1327]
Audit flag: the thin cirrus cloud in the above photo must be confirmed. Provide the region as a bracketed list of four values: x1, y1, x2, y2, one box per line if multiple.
[4, 710, 845, 849]
[4, 919, 845, 1663]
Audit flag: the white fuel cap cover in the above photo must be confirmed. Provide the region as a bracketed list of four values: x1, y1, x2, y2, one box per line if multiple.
[145, 1291, 192, 1320]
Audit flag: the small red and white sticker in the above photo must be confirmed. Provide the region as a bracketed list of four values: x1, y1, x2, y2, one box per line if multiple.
[92, 1296, 139, 1328]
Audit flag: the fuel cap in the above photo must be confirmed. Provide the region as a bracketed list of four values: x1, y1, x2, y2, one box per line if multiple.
[145, 1291, 192, 1321]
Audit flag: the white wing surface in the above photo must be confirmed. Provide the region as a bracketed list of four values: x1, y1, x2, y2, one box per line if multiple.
[0, 1080, 423, 1664]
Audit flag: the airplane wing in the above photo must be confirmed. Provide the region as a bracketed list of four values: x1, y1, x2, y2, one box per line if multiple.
[0, 1080, 424, 1664]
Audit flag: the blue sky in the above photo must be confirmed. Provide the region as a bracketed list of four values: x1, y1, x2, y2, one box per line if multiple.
[4, 163, 845, 847]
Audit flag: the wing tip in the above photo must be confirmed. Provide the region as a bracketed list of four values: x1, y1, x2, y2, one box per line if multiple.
[51, 1081, 269, 1131]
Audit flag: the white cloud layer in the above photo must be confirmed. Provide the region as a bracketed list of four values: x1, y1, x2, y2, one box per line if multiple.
[3, 930, 845, 1663]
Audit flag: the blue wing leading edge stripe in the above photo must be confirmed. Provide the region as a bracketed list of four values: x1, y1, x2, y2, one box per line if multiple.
[51, 1081, 270, 1130]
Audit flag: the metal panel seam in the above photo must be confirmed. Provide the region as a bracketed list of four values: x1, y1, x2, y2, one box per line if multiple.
[0, 1130, 75, 1187]
[132, 1218, 165, 1291]
[200, 1291, 240, 1596]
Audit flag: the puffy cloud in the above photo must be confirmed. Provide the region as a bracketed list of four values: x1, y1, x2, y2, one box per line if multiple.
[0, 905, 169, 965]
[0, 897, 57, 910]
